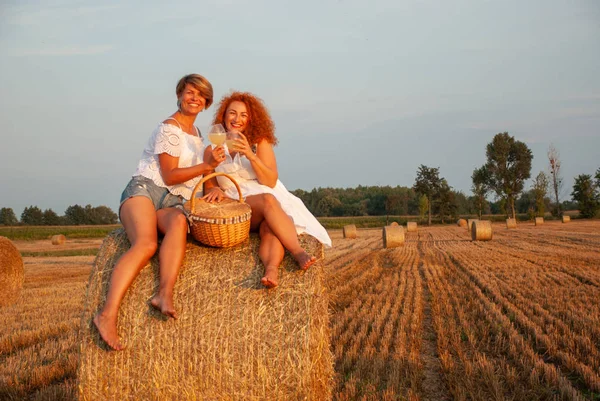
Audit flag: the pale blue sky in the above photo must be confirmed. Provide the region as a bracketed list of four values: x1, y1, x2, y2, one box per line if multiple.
[1, 0, 599, 217]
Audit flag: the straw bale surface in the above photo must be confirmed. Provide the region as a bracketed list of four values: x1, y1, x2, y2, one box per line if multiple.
[471, 220, 493, 241]
[390, 222, 399, 226]
[77, 229, 333, 401]
[562, 215, 571, 223]
[383, 225, 404, 248]
[51, 234, 66, 245]
[506, 218, 517, 229]
[0, 236, 24, 307]
[406, 222, 417, 232]
[467, 219, 478, 231]
[535, 217, 544, 226]
[457, 219, 467, 228]
[343, 224, 357, 239]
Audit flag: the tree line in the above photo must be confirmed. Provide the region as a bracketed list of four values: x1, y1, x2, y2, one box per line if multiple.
[0, 204, 118, 226]
[292, 132, 597, 223]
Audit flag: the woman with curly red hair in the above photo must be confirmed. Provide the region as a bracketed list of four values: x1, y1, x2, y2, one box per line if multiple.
[203, 91, 331, 288]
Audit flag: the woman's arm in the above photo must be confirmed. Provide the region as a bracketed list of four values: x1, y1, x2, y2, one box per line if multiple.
[235, 134, 278, 188]
[159, 146, 223, 186]
[202, 147, 225, 202]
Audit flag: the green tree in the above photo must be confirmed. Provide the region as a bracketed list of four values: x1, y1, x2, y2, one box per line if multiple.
[413, 165, 441, 225]
[471, 166, 491, 219]
[65, 204, 86, 225]
[21, 205, 44, 225]
[547, 144, 563, 216]
[571, 174, 600, 218]
[42, 208, 62, 225]
[531, 172, 549, 217]
[92, 205, 118, 224]
[435, 180, 457, 223]
[418, 195, 429, 223]
[0, 207, 19, 226]
[484, 132, 533, 219]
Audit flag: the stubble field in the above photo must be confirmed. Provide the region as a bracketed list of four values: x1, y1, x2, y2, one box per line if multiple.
[1, 220, 599, 400]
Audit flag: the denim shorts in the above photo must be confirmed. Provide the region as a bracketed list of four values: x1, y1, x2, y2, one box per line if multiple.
[119, 176, 185, 216]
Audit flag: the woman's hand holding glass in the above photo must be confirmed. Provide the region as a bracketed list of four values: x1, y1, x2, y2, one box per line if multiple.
[227, 131, 252, 159]
[207, 124, 226, 166]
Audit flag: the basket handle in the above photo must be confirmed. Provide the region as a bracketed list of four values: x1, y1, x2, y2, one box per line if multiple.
[189, 172, 245, 211]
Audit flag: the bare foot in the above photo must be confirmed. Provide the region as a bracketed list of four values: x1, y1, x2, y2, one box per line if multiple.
[93, 313, 124, 351]
[294, 251, 316, 271]
[150, 294, 178, 319]
[261, 265, 279, 289]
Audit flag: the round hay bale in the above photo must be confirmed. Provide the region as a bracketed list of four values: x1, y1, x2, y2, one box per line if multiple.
[406, 222, 418, 232]
[51, 234, 66, 245]
[467, 219, 478, 231]
[457, 219, 467, 228]
[471, 220, 493, 241]
[390, 221, 399, 226]
[382, 225, 405, 248]
[78, 229, 333, 400]
[343, 224, 357, 239]
[535, 217, 544, 226]
[562, 215, 571, 223]
[506, 218, 517, 229]
[0, 236, 24, 307]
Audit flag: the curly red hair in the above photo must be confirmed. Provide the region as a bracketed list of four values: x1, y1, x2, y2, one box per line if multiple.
[212, 91, 278, 146]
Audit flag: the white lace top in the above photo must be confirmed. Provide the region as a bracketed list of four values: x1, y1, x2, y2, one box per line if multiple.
[133, 122, 206, 200]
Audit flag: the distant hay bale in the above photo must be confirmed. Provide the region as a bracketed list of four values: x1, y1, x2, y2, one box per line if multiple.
[390, 222, 399, 226]
[562, 215, 571, 223]
[406, 222, 418, 232]
[51, 234, 66, 245]
[77, 229, 333, 400]
[457, 219, 467, 228]
[343, 224, 357, 239]
[467, 219, 478, 231]
[535, 217, 544, 226]
[0, 236, 24, 307]
[471, 220, 493, 241]
[382, 225, 405, 248]
[506, 218, 517, 229]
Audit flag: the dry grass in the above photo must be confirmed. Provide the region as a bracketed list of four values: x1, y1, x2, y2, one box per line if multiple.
[2, 221, 600, 400]
[406, 222, 418, 233]
[471, 220, 493, 241]
[0, 236, 24, 307]
[78, 229, 332, 400]
[382, 225, 405, 248]
[343, 224, 357, 239]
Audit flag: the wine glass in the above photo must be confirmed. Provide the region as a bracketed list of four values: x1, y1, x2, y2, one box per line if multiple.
[225, 131, 242, 151]
[207, 124, 226, 147]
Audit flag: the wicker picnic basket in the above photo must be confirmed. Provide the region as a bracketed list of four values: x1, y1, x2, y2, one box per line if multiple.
[184, 172, 252, 247]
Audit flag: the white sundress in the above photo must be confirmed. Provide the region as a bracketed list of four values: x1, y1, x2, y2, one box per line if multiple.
[133, 121, 206, 200]
[215, 151, 332, 247]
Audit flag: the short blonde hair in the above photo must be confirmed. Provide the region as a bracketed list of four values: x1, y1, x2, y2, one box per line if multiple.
[176, 74, 213, 109]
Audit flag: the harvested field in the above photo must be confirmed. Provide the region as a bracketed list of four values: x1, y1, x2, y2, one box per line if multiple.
[1, 221, 600, 400]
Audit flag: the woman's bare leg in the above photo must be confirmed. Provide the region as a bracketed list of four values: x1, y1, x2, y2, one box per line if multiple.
[258, 221, 285, 288]
[94, 197, 158, 350]
[246, 194, 316, 270]
[150, 208, 188, 318]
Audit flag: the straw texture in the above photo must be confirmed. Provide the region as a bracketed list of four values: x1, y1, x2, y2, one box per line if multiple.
[390, 222, 399, 226]
[343, 224, 357, 239]
[457, 219, 467, 228]
[467, 219, 478, 231]
[406, 222, 417, 233]
[0, 236, 24, 307]
[51, 234, 66, 245]
[77, 229, 333, 401]
[506, 218, 517, 229]
[382, 225, 405, 248]
[562, 215, 571, 223]
[471, 220, 493, 241]
[535, 217, 544, 226]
